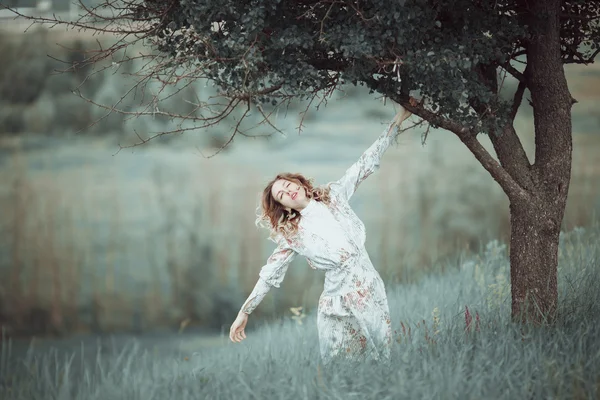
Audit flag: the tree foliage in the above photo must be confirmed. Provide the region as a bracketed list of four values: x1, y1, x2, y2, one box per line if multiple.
[141, 0, 599, 133]
[4, 0, 600, 322]
[7, 1, 599, 145]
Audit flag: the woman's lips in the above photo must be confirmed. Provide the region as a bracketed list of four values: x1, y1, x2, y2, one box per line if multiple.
[292, 192, 297, 200]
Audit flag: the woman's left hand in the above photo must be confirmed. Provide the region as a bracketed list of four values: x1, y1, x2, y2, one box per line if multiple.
[389, 97, 418, 133]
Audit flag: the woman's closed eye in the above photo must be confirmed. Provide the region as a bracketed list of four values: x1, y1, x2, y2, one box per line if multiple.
[279, 182, 291, 200]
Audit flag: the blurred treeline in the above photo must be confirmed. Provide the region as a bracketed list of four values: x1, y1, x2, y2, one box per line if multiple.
[0, 22, 599, 339]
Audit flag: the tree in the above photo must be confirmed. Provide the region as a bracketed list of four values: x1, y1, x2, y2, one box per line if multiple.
[6, 0, 600, 323]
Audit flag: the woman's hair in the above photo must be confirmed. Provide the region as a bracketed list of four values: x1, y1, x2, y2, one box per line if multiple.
[256, 172, 331, 239]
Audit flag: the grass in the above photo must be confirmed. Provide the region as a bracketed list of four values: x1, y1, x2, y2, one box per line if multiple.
[1, 124, 600, 336]
[1, 16, 600, 349]
[0, 224, 599, 399]
[0, 19, 599, 399]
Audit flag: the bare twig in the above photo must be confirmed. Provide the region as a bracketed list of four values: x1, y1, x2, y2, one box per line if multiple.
[3, 0, 299, 150]
[502, 62, 526, 83]
[510, 81, 527, 121]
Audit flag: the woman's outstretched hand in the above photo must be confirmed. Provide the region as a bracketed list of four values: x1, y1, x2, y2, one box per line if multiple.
[389, 97, 419, 134]
[229, 311, 248, 343]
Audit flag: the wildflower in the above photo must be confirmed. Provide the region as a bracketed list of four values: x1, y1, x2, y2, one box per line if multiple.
[432, 307, 440, 335]
[465, 305, 472, 332]
[290, 306, 306, 325]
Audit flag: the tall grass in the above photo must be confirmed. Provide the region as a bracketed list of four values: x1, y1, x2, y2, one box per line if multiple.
[0, 224, 599, 399]
[0, 25, 599, 336]
[0, 134, 600, 336]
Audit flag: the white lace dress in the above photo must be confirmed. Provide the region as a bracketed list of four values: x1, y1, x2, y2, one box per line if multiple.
[241, 123, 399, 364]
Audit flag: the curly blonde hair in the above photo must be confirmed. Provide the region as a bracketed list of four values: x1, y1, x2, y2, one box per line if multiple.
[256, 173, 331, 239]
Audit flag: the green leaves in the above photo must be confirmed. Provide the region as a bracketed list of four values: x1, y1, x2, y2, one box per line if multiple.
[139, 0, 598, 132]
[560, 0, 600, 63]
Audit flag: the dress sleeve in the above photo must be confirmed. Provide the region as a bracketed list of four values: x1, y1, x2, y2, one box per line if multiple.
[239, 239, 297, 314]
[330, 122, 398, 202]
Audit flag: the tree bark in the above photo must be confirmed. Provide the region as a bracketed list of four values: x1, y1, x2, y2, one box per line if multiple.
[509, 198, 561, 322]
[508, 0, 573, 323]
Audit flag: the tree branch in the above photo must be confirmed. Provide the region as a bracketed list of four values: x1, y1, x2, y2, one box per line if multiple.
[562, 48, 600, 65]
[490, 73, 535, 190]
[390, 95, 531, 202]
[467, 63, 534, 192]
[502, 62, 526, 83]
[510, 79, 527, 121]
[560, 13, 600, 22]
[457, 132, 530, 202]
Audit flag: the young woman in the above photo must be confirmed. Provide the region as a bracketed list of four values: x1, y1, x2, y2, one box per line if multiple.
[229, 101, 415, 365]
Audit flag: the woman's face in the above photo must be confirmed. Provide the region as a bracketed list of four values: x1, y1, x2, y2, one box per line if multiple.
[271, 179, 310, 211]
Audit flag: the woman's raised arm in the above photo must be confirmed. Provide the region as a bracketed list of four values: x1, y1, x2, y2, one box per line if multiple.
[330, 104, 412, 202]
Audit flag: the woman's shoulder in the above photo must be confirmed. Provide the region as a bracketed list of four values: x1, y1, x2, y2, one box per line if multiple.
[318, 181, 347, 205]
[319, 181, 336, 191]
[315, 181, 344, 201]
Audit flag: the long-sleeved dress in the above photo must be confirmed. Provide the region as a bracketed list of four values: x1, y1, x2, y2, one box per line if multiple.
[241, 123, 398, 364]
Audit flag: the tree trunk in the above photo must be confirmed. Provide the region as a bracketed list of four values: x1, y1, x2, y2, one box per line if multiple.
[509, 198, 562, 322]
[508, 0, 573, 323]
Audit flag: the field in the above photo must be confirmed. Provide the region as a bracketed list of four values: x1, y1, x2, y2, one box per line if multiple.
[0, 18, 599, 400]
[1, 225, 599, 399]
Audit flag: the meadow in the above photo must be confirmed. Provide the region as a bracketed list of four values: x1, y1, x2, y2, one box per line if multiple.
[2, 111, 600, 337]
[0, 20, 600, 332]
[0, 17, 599, 400]
[1, 224, 599, 399]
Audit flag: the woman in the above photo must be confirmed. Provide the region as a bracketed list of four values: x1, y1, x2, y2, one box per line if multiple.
[229, 100, 416, 365]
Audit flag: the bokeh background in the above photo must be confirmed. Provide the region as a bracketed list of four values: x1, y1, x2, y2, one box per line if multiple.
[1, 2, 599, 349]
